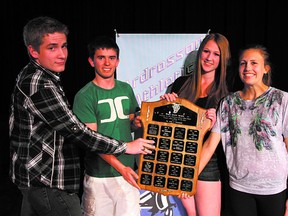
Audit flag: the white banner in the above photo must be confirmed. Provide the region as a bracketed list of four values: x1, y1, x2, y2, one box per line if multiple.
[116, 33, 206, 106]
[116, 33, 206, 216]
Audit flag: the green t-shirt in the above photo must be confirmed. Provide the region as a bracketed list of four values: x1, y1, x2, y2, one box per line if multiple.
[73, 80, 139, 177]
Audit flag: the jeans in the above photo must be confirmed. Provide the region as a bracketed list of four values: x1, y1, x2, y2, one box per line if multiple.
[20, 187, 82, 216]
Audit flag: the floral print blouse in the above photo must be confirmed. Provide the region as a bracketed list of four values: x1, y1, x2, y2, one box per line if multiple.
[212, 87, 288, 195]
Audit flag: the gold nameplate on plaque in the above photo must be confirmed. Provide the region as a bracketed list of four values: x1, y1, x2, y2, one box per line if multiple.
[137, 98, 211, 196]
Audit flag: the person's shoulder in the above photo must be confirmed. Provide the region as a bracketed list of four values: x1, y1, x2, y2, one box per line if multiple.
[267, 86, 284, 95]
[271, 87, 288, 100]
[116, 79, 132, 88]
[75, 81, 95, 95]
[271, 86, 288, 92]
[170, 75, 190, 93]
[116, 79, 128, 84]
[174, 75, 190, 85]
[221, 91, 237, 102]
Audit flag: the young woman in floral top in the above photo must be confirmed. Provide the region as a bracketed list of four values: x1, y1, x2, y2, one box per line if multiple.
[199, 44, 288, 216]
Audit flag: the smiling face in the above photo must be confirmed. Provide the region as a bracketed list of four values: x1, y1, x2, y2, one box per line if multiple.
[239, 48, 269, 87]
[200, 39, 221, 75]
[88, 47, 119, 79]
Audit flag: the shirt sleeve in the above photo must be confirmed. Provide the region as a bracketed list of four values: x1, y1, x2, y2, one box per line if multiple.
[282, 91, 288, 138]
[73, 90, 97, 123]
[27, 86, 126, 155]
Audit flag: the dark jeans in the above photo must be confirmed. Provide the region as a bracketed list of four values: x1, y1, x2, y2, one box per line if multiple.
[20, 187, 82, 216]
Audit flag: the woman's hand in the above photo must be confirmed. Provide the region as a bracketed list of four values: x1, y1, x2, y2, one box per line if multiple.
[160, 92, 178, 101]
[206, 108, 216, 130]
[178, 192, 192, 199]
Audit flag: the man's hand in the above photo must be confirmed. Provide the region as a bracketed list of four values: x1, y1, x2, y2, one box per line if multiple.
[119, 166, 140, 189]
[125, 138, 155, 154]
[132, 115, 142, 128]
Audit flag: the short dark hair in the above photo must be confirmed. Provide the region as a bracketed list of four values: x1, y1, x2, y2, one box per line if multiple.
[87, 35, 119, 59]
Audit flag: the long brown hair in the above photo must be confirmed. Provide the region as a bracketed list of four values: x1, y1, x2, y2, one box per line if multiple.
[178, 33, 231, 108]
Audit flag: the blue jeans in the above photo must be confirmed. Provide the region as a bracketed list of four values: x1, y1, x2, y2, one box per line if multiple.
[20, 187, 82, 216]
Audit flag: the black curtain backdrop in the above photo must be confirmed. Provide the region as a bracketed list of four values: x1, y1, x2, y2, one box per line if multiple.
[1, 1, 287, 215]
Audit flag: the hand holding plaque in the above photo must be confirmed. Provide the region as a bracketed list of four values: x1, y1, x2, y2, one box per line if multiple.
[137, 97, 211, 196]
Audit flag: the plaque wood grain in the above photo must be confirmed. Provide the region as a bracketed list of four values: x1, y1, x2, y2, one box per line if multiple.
[137, 98, 211, 196]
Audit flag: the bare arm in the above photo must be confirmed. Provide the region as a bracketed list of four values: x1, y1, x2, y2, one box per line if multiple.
[99, 154, 140, 189]
[284, 137, 288, 152]
[198, 131, 221, 174]
[85, 122, 140, 189]
[177, 130, 222, 198]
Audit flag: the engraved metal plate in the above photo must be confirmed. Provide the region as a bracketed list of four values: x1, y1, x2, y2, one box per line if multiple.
[137, 98, 211, 196]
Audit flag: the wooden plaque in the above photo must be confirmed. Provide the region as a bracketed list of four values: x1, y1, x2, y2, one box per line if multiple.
[137, 98, 211, 196]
